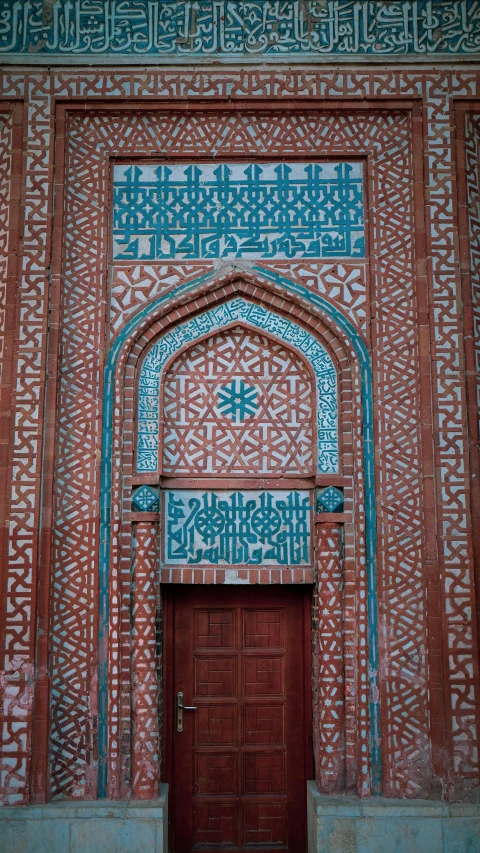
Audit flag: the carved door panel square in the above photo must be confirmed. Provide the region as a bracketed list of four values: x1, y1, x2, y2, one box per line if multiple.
[243, 803, 287, 847]
[195, 657, 236, 697]
[194, 803, 237, 847]
[243, 705, 285, 746]
[169, 586, 309, 853]
[243, 753, 286, 795]
[243, 610, 284, 648]
[195, 609, 235, 649]
[195, 753, 237, 796]
[243, 657, 284, 697]
[196, 705, 237, 746]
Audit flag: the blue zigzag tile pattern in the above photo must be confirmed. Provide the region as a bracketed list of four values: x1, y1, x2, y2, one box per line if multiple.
[113, 162, 365, 260]
[136, 298, 338, 474]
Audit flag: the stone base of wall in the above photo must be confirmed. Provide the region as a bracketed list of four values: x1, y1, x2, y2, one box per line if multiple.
[307, 782, 480, 853]
[0, 786, 168, 853]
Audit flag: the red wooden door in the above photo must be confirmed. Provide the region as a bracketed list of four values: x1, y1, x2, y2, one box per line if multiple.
[164, 585, 310, 853]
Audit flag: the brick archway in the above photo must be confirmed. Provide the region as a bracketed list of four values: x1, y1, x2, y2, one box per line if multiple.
[101, 268, 376, 801]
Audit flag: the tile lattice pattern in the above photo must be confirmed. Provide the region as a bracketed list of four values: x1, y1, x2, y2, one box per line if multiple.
[163, 490, 312, 567]
[162, 325, 316, 477]
[138, 300, 337, 475]
[113, 162, 364, 260]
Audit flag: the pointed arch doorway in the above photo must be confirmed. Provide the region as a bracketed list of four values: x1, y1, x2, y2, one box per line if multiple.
[154, 316, 321, 852]
[121, 282, 365, 848]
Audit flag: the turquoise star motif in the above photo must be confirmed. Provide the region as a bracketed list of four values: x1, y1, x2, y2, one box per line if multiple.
[217, 380, 258, 422]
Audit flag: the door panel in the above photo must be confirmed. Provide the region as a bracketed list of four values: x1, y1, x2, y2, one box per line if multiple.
[166, 585, 310, 853]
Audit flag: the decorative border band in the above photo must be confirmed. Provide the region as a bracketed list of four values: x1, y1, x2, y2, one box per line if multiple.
[1, 0, 480, 61]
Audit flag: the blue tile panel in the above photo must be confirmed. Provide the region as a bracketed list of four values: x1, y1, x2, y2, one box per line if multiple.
[132, 485, 159, 512]
[164, 489, 312, 566]
[136, 298, 338, 475]
[113, 163, 365, 261]
[317, 485, 344, 513]
[1, 1, 479, 57]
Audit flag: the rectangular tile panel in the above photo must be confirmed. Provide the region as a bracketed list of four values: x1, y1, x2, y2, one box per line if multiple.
[164, 490, 313, 567]
[113, 162, 364, 260]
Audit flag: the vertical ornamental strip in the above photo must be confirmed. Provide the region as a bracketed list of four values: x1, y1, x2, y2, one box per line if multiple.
[313, 522, 345, 793]
[131, 521, 160, 799]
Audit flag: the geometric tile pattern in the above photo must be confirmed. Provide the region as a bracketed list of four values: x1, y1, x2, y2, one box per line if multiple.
[316, 486, 344, 513]
[312, 523, 345, 793]
[465, 115, 480, 727]
[260, 263, 368, 333]
[113, 162, 365, 260]
[1, 78, 54, 806]
[0, 109, 22, 806]
[0, 112, 11, 387]
[110, 261, 368, 335]
[2, 1, 480, 57]
[445, 110, 480, 796]
[162, 326, 316, 477]
[1, 66, 478, 807]
[132, 485, 160, 513]
[131, 521, 160, 799]
[138, 300, 337, 474]
[163, 490, 312, 567]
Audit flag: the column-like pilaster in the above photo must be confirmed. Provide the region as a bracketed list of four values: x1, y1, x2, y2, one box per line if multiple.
[312, 521, 345, 794]
[131, 520, 160, 799]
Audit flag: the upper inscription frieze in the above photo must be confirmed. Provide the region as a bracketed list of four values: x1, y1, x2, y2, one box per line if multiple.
[1, 0, 479, 62]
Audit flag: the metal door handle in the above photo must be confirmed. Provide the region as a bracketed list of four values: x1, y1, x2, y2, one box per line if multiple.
[176, 691, 197, 732]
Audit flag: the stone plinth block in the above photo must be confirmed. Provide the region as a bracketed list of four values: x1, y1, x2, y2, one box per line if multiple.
[307, 782, 480, 853]
[0, 786, 168, 853]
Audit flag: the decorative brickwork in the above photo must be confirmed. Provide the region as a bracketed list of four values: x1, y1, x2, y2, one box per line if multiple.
[131, 521, 160, 800]
[56, 103, 425, 800]
[1, 78, 54, 805]
[162, 327, 316, 477]
[313, 522, 345, 794]
[0, 66, 479, 812]
[137, 304, 336, 475]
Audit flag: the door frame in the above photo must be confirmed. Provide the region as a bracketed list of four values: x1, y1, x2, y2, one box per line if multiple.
[162, 584, 314, 851]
